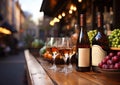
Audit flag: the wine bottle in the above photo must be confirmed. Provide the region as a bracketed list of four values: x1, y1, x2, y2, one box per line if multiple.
[76, 13, 91, 72]
[92, 12, 109, 72]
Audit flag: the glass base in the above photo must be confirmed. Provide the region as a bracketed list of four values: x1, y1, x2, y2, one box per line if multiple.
[68, 64, 73, 72]
[49, 64, 57, 71]
[68, 64, 72, 69]
[59, 65, 71, 75]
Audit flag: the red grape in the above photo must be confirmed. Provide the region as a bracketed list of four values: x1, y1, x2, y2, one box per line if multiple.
[112, 56, 119, 63]
[102, 64, 109, 69]
[105, 56, 111, 60]
[98, 62, 103, 68]
[107, 60, 113, 65]
[109, 64, 114, 69]
[109, 52, 115, 57]
[117, 51, 120, 57]
[102, 58, 108, 64]
[118, 62, 120, 68]
[114, 63, 120, 69]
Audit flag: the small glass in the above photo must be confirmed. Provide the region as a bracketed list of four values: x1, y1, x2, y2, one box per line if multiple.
[58, 37, 70, 74]
[46, 37, 58, 71]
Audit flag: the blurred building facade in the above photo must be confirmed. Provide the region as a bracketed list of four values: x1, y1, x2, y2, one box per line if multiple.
[0, 0, 26, 40]
[0, 0, 40, 41]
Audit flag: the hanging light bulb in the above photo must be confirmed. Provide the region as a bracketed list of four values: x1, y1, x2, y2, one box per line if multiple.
[70, 4, 74, 10]
[62, 12, 65, 17]
[73, 6, 77, 11]
[69, 10, 73, 14]
[50, 20, 54, 26]
[58, 15, 62, 19]
[78, 0, 82, 3]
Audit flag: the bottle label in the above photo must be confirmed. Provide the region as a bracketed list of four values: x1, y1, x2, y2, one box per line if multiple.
[78, 48, 90, 67]
[92, 45, 107, 66]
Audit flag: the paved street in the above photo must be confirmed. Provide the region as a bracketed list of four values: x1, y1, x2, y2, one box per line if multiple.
[0, 50, 27, 85]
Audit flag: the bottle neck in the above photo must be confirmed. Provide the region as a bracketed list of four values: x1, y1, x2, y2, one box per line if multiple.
[97, 13, 103, 30]
[78, 13, 86, 27]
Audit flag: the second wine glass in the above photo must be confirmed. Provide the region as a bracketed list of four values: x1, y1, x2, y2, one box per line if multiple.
[68, 38, 76, 71]
[46, 37, 59, 71]
[58, 37, 70, 74]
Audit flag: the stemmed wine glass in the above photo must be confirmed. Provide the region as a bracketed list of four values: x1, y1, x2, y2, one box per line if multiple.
[46, 37, 59, 71]
[68, 38, 76, 71]
[58, 37, 70, 74]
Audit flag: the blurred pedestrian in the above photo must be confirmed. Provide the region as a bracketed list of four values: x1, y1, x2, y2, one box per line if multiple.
[9, 35, 18, 54]
[0, 40, 6, 56]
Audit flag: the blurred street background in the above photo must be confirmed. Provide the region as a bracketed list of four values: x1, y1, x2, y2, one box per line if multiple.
[0, 50, 27, 85]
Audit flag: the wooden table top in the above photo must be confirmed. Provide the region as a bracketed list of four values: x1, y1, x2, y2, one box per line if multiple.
[24, 50, 120, 85]
[37, 58, 120, 85]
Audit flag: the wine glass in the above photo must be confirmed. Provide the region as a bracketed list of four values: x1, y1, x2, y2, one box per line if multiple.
[58, 37, 70, 74]
[68, 38, 76, 71]
[46, 37, 59, 71]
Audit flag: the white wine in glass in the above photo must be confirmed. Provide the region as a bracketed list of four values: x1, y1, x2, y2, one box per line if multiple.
[46, 37, 59, 71]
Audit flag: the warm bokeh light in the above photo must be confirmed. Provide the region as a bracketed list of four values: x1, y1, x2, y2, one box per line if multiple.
[50, 20, 54, 26]
[49, 17, 60, 26]
[78, 0, 82, 3]
[0, 27, 12, 34]
[54, 17, 60, 22]
[69, 10, 73, 14]
[58, 15, 62, 19]
[70, 5, 74, 10]
[62, 12, 65, 17]
[70, 4, 77, 12]
[73, 6, 77, 11]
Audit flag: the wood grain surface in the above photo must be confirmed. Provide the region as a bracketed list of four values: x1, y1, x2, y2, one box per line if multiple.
[25, 50, 120, 85]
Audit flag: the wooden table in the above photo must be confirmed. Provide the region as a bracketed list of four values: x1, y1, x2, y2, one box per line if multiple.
[24, 50, 120, 85]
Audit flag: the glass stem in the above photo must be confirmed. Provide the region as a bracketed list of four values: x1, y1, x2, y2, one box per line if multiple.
[53, 54, 56, 66]
[69, 57, 71, 65]
[64, 60, 67, 68]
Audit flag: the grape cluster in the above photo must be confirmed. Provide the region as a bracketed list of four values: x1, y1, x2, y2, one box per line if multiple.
[87, 30, 97, 46]
[108, 29, 120, 48]
[98, 51, 120, 69]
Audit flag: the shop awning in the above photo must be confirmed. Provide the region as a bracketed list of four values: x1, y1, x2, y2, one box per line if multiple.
[1, 22, 17, 33]
[0, 27, 12, 35]
[0, 13, 17, 33]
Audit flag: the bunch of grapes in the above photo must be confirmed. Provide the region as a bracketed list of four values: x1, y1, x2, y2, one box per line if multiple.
[98, 51, 120, 69]
[108, 29, 120, 48]
[87, 30, 97, 46]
